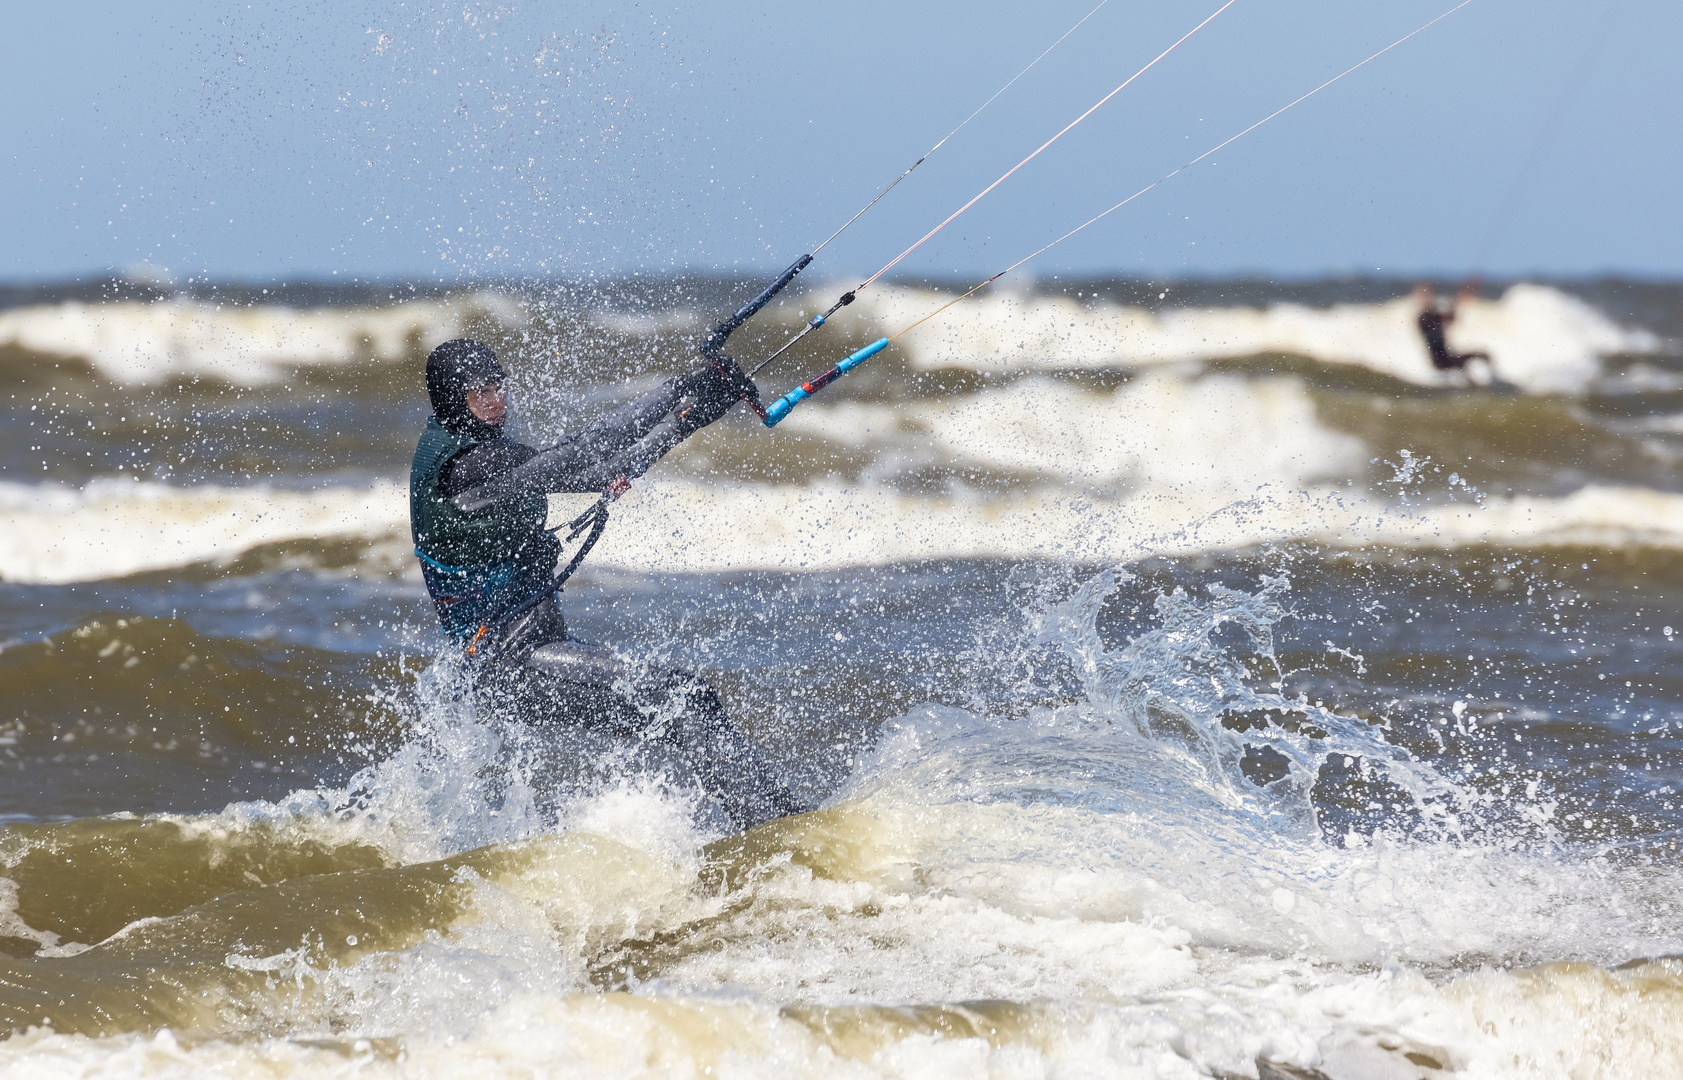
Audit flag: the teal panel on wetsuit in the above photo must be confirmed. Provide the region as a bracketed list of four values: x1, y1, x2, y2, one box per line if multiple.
[410, 417, 555, 638]
[410, 417, 549, 566]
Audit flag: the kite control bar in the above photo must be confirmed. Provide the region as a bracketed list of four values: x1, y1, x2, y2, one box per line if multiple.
[699, 253, 812, 358]
[693, 252, 890, 429]
[698, 254, 813, 421]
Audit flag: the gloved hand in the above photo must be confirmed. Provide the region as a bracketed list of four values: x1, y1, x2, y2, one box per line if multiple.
[709, 353, 761, 405]
[674, 362, 739, 436]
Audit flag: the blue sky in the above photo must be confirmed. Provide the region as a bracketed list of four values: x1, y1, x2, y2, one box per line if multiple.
[4, 0, 1677, 282]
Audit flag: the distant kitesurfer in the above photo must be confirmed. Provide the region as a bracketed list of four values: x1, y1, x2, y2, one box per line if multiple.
[410, 338, 803, 827]
[1414, 282, 1495, 384]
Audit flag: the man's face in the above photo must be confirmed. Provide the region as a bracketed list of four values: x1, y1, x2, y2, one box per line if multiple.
[465, 382, 507, 425]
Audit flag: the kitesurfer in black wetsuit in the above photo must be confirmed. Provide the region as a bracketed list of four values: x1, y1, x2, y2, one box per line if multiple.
[1414, 282, 1494, 382]
[410, 338, 803, 827]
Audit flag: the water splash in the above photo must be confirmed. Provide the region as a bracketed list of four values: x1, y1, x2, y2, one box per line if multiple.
[296, 656, 549, 862]
[315, 649, 733, 862]
[1064, 569, 1522, 844]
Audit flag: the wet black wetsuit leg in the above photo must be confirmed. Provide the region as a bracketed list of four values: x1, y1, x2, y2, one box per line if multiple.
[480, 635, 805, 829]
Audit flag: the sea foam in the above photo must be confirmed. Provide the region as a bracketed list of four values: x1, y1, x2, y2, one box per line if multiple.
[0, 283, 1656, 395]
[0, 292, 527, 384]
[0, 478, 408, 583]
[7, 472, 1683, 585]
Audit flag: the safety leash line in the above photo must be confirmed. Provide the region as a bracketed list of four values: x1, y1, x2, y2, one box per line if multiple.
[809, 0, 1115, 258]
[748, 288, 855, 378]
[887, 0, 1480, 346]
[475, 492, 615, 662]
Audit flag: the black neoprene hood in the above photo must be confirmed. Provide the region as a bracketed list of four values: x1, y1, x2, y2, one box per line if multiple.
[426, 338, 507, 433]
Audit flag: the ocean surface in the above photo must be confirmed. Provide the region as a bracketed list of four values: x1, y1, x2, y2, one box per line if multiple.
[2, 274, 1682, 1077]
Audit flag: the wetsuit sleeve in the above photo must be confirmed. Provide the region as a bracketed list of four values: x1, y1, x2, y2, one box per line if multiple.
[450, 368, 736, 512]
[438, 440, 540, 499]
[547, 376, 737, 492]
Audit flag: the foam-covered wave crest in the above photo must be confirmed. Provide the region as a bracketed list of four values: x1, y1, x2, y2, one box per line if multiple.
[0, 479, 408, 583]
[614, 479, 1683, 568]
[858, 282, 1657, 394]
[8, 474, 1683, 584]
[775, 371, 1366, 494]
[0, 292, 526, 384]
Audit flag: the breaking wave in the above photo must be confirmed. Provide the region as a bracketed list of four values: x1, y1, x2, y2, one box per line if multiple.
[2, 568, 1680, 1076]
[0, 282, 1660, 396]
[0, 479, 409, 584]
[8, 474, 1683, 587]
[859, 281, 1661, 394]
[0, 292, 527, 385]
